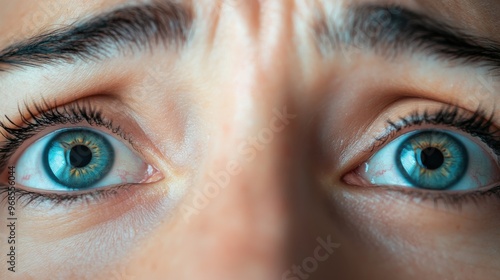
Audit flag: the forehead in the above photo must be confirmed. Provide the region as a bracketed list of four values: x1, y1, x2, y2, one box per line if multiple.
[0, 0, 130, 47]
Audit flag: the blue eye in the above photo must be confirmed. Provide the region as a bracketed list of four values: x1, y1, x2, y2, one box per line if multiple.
[357, 130, 500, 191]
[44, 129, 115, 189]
[16, 127, 152, 192]
[397, 131, 468, 190]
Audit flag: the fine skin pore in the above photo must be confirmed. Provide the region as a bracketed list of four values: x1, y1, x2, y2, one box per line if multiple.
[1, 0, 500, 279]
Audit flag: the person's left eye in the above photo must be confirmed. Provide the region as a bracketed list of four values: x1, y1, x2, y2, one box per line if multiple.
[352, 129, 500, 191]
[16, 127, 152, 192]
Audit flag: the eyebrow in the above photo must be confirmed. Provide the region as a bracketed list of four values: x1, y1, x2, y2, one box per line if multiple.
[0, 2, 193, 71]
[316, 5, 500, 74]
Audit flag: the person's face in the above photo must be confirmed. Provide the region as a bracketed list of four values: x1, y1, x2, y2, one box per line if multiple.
[1, 0, 500, 279]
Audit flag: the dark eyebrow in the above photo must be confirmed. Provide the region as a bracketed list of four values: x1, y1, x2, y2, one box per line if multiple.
[316, 5, 500, 74]
[0, 2, 193, 71]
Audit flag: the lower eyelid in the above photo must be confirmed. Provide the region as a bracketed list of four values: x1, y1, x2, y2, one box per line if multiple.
[334, 104, 500, 205]
[0, 184, 149, 232]
[339, 180, 500, 213]
[354, 128, 500, 188]
[1, 134, 165, 217]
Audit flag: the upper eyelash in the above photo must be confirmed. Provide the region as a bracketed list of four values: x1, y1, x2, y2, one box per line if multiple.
[372, 105, 500, 156]
[362, 104, 500, 209]
[0, 99, 134, 171]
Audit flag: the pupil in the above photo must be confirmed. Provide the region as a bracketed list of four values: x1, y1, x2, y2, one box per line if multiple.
[69, 145, 92, 168]
[420, 147, 444, 170]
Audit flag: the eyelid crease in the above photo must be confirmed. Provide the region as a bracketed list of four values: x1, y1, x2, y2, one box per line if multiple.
[0, 98, 135, 172]
[341, 104, 500, 210]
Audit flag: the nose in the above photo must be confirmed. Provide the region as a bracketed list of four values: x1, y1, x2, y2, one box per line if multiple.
[177, 62, 309, 278]
[188, 105, 301, 280]
[126, 73, 335, 280]
[129, 68, 347, 278]
[122, 1, 344, 278]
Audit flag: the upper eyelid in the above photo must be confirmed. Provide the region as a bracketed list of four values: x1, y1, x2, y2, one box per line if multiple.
[370, 105, 499, 155]
[342, 107, 500, 209]
[0, 100, 164, 208]
[0, 99, 139, 172]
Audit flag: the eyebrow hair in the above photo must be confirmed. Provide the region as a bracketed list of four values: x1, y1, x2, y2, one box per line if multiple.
[316, 5, 500, 74]
[0, 2, 193, 71]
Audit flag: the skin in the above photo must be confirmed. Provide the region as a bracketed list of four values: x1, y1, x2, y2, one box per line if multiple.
[1, 0, 500, 279]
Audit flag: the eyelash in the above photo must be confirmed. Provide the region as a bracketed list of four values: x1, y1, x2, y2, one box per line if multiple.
[0, 184, 135, 208]
[369, 105, 500, 208]
[0, 99, 136, 207]
[373, 105, 499, 155]
[377, 184, 500, 211]
[2, 102, 499, 208]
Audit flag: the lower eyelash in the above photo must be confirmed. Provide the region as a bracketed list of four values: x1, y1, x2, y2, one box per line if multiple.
[0, 183, 135, 208]
[366, 105, 500, 209]
[383, 184, 500, 211]
[0, 99, 139, 207]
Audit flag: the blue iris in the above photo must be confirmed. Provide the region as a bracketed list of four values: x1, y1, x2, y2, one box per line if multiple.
[43, 129, 115, 189]
[396, 131, 468, 190]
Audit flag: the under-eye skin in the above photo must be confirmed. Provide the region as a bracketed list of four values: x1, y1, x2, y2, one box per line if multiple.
[0, 100, 161, 206]
[343, 105, 500, 206]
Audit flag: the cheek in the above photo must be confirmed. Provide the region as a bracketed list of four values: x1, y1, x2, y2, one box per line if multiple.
[336, 189, 500, 273]
[16, 223, 131, 279]
[12, 182, 172, 278]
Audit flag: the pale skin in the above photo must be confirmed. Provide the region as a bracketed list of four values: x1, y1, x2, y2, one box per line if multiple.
[1, 0, 500, 279]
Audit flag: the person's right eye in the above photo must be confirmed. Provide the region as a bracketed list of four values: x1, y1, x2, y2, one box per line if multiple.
[0, 100, 163, 206]
[15, 127, 153, 192]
